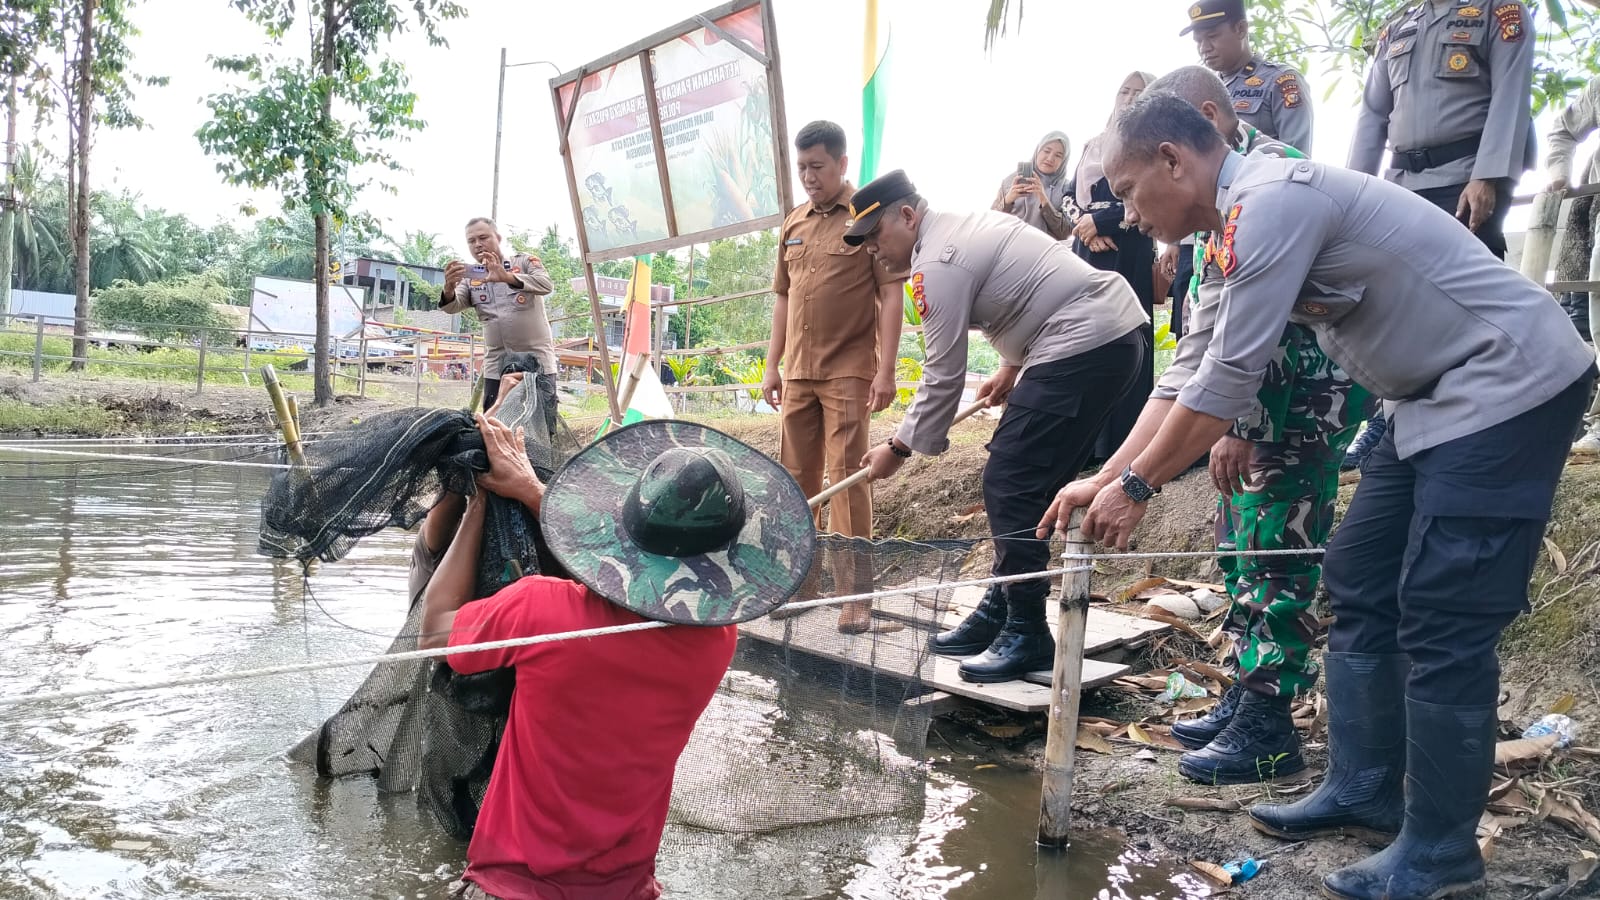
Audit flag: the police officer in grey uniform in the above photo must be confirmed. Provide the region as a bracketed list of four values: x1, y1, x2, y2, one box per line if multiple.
[1182, 0, 1314, 155]
[849, 171, 1149, 684]
[1350, 0, 1535, 260]
[1040, 95, 1595, 900]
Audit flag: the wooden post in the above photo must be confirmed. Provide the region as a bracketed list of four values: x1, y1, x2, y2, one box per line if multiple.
[467, 331, 478, 409]
[583, 263, 623, 423]
[1521, 190, 1563, 286]
[357, 332, 368, 398]
[413, 340, 423, 407]
[195, 331, 208, 394]
[286, 395, 302, 442]
[1038, 517, 1091, 847]
[32, 316, 44, 383]
[260, 364, 307, 468]
[605, 353, 651, 435]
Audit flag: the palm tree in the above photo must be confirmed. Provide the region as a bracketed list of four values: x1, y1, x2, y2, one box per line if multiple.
[391, 230, 452, 268]
[983, 0, 1020, 49]
[8, 148, 70, 293]
[89, 194, 163, 286]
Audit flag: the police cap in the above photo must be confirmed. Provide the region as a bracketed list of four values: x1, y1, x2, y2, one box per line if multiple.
[842, 170, 917, 247]
[1179, 0, 1245, 36]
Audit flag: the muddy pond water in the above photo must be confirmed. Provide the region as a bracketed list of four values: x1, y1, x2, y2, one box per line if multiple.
[0, 441, 1212, 899]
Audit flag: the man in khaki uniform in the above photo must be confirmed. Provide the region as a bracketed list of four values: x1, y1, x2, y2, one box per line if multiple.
[761, 120, 905, 633]
[441, 217, 558, 420]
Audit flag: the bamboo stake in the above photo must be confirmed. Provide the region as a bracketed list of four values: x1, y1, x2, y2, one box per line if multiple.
[602, 354, 652, 437]
[260, 365, 307, 468]
[807, 399, 987, 510]
[1038, 512, 1090, 847]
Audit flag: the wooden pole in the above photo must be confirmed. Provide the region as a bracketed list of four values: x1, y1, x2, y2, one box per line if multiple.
[195, 331, 208, 394]
[603, 353, 651, 436]
[1038, 514, 1091, 847]
[584, 263, 623, 423]
[260, 364, 307, 468]
[32, 316, 44, 382]
[808, 400, 986, 510]
[1520, 190, 1563, 286]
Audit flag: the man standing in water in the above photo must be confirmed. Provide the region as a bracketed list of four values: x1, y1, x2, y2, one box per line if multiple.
[1040, 94, 1593, 900]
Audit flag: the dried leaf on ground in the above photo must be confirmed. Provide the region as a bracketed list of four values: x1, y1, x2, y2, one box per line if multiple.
[1190, 860, 1235, 886]
[1165, 577, 1227, 593]
[1477, 811, 1503, 860]
[1127, 723, 1154, 745]
[1496, 733, 1563, 767]
[1118, 576, 1174, 603]
[1173, 697, 1217, 716]
[1076, 727, 1114, 755]
[1168, 797, 1247, 812]
[1182, 660, 1236, 688]
[1538, 792, 1600, 845]
[1141, 607, 1207, 639]
[949, 502, 986, 525]
[1570, 850, 1599, 888]
[1551, 694, 1577, 716]
[1544, 537, 1569, 575]
[1133, 748, 1159, 762]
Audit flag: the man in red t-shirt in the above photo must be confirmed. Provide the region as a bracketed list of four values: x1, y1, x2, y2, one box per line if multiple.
[421, 417, 816, 900]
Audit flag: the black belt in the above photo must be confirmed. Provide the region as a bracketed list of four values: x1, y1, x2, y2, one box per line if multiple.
[1393, 136, 1480, 174]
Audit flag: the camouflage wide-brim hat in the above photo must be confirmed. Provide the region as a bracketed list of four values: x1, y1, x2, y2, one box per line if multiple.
[541, 420, 816, 626]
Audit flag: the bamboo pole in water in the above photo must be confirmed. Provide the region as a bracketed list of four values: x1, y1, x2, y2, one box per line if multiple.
[260, 364, 307, 468]
[1038, 515, 1091, 847]
[1520, 190, 1563, 286]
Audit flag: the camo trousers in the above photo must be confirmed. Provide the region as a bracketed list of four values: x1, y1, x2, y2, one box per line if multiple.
[1215, 325, 1372, 698]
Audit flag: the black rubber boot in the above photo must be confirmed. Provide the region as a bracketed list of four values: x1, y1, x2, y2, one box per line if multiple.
[1320, 698, 1495, 900]
[1177, 690, 1306, 785]
[957, 592, 1053, 684]
[1172, 681, 1245, 750]
[930, 583, 1006, 657]
[1249, 653, 1408, 846]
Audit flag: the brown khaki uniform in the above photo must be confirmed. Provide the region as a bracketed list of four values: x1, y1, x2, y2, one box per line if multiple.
[442, 253, 557, 379]
[772, 182, 904, 537]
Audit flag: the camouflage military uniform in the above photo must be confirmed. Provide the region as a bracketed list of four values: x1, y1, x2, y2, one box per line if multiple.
[1196, 126, 1374, 697]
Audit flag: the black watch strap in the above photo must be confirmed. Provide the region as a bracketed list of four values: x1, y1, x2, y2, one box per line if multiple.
[1119, 465, 1160, 502]
[887, 437, 912, 459]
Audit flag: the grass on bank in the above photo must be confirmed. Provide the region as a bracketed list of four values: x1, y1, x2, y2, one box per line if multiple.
[0, 397, 126, 435]
[1, 331, 320, 393]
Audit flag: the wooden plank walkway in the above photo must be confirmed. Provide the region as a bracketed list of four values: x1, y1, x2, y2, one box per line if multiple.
[738, 589, 1156, 713]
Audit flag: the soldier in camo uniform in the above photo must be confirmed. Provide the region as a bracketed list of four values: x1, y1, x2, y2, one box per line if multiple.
[1143, 67, 1375, 786]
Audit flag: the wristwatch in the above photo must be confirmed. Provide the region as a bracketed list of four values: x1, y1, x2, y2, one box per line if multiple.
[886, 437, 912, 459]
[1119, 465, 1160, 503]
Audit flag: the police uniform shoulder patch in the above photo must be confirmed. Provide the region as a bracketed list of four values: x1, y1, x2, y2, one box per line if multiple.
[1388, 39, 1411, 57]
[910, 272, 928, 317]
[1493, 3, 1523, 40]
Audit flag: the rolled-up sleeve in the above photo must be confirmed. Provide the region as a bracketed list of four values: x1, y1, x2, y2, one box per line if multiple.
[896, 264, 977, 455]
[1177, 186, 1331, 421]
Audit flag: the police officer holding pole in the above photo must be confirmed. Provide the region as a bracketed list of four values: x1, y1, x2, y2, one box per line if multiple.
[850, 170, 1149, 684]
[1041, 94, 1594, 900]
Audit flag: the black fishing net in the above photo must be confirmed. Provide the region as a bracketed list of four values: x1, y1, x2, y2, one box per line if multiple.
[269, 359, 970, 855]
[268, 356, 574, 838]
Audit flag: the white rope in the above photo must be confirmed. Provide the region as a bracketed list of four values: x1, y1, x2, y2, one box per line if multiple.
[0, 441, 302, 451]
[0, 446, 294, 470]
[0, 565, 1092, 711]
[1064, 547, 1325, 561]
[0, 432, 332, 445]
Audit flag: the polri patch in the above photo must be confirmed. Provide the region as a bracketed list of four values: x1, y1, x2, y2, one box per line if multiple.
[1278, 75, 1302, 108]
[1218, 204, 1242, 276]
[1448, 51, 1470, 71]
[1493, 3, 1523, 40]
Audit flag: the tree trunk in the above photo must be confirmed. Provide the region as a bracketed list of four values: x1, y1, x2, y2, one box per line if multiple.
[0, 69, 18, 319]
[69, 0, 95, 372]
[311, 0, 337, 407]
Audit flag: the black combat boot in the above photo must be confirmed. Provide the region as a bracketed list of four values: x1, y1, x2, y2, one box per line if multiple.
[1320, 698, 1495, 900]
[957, 590, 1053, 683]
[1177, 690, 1305, 785]
[1172, 681, 1245, 750]
[1249, 653, 1407, 846]
[930, 583, 1006, 657]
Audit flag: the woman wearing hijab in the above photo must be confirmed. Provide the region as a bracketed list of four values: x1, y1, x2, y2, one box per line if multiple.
[991, 131, 1072, 240]
[1069, 72, 1158, 461]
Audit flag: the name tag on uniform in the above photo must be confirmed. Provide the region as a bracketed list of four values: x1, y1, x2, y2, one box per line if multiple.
[784, 238, 804, 246]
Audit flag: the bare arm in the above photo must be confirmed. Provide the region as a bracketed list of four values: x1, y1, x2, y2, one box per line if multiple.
[421, 492, 467, 555]
[420, 492, 487, 650]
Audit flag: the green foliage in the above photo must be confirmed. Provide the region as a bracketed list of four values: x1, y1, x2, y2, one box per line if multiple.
[894, 355, 923, 408]
[92, 274, 235, 340]
[0, 397, 123, 435]
[1245, 0, 1599, 114]
[719, 355, 767, 405]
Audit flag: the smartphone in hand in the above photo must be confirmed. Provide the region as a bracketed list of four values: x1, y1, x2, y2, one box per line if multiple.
[1017, 161, 1034, 180]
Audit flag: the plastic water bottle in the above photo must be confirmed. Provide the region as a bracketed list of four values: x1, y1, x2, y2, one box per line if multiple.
[1223, 858, 1262, 883]
[1522, 714, 1578, 748]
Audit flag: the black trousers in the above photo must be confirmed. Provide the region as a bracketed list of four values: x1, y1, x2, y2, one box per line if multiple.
[1414, 179, 1515, 262]
[1170, 246, 1195, 337]
[983, 329, 1145, 609]
[1323, 369, 1595, 705]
